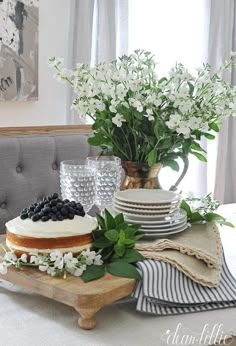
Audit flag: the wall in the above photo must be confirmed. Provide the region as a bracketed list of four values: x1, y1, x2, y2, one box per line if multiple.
[0, 0, 69, 127]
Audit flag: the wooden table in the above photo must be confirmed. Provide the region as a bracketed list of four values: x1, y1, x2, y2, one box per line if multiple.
[0, 235, 135, 330]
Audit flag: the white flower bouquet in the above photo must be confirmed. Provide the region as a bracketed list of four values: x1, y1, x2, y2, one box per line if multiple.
[49, 50, 236, 171]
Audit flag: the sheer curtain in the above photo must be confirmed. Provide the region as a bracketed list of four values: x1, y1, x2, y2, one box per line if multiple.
[207, 0, 236, 203]
[129, 0, 212, 196]
[66, 0, 128, 124]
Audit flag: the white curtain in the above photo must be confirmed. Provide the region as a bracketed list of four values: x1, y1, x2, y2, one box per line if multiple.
[66, 0, 128, 124]
[207, 0, 236, 203]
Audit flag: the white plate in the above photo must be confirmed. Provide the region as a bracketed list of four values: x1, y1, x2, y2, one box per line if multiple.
[113, 205, 172, 218]
[124, 210, 187, 224]
[113, 197, 180, 209]
[114, 189, 181, 205]
[138, 217, 187, 228]
[140, 220, 187, 231]
[112, 203, 178, 215]
[142, 225, 190, 237]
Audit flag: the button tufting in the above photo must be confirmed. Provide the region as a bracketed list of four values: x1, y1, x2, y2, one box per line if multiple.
[0, 202, 6, 209]
[52, 163, 58, 170]
[16, 165, 22, 173]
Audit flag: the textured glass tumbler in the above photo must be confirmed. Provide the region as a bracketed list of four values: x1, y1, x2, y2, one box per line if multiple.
[86, 156, 122, 213]
[60, 160, 96, 213]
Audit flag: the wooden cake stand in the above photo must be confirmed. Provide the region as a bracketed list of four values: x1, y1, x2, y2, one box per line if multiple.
[0, 235, 136, 330]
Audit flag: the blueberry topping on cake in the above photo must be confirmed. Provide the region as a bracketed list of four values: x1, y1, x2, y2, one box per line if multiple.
[20, 194, 86, 222]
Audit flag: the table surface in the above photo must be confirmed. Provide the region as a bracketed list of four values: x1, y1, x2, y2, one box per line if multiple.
[0, 204, 236, 346]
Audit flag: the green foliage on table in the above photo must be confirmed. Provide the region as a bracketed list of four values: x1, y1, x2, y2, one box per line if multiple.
[180, 194, 234, 228]
[82, 210, 144, 282]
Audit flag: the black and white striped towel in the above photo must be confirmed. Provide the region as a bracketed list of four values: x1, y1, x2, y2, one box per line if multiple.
[133, 254, 236, 315]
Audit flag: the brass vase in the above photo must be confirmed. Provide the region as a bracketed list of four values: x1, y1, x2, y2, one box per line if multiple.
[120, 159, 189, 191]
[121, 161, 163, 190]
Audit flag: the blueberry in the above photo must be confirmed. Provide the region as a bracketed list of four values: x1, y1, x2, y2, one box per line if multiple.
[51, 215, 57, 221]
[35, 206, 41, 213]
[56, 203, 63, 209]
[68, 207, 75, 214]
[20, 213, 28, 220]
[61, 208, 68, 216]
[81, 210, 85, 217]
[57, 214, 64, 221]
[42, 207, 50, 215]
[28, 211, 34, 218]
[68, 213, 74, 220]
[49, 200, 57, 207]
[63, 199, 69, 203]
[41, 216, 49, 222]
[51, 206, 57, 213]
[29, 205, 35, 211]
[32, 214, 40, 222]
[38, 212, 43, 219]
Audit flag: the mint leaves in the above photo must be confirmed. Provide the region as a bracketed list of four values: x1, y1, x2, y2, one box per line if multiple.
[88, 209, 144, 282]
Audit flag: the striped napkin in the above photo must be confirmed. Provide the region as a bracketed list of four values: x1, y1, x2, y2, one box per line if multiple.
[133, 254, 236, 315]
[135, 222, 222, 287]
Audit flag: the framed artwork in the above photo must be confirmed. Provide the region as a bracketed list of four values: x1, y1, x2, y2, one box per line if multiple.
[0, 0, 39, 101]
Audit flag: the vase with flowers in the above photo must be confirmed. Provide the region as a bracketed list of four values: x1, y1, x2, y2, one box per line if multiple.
[49, 50, 236, 191]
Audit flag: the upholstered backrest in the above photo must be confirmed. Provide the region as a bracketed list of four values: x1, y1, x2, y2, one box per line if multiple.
[0, 133, 97, 233]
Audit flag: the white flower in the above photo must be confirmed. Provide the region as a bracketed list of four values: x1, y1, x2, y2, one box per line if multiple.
[144, 109, 154, 121]
[94, 254, 103, 266]
[0, 261, 11, 274]
[187, 117, 201, 130]
[47, 267, 57, 276]
[176, 121, 191, 137]
[39, 264, 49, 272]
[73, 267, 84, 277]
[112, 113, 126, 127]
[50, 250, 63, 262]
[30, 255, 40, 265]
[64, 252, 78, 269]
[20, 254, 28, 263]
[166, 113, 182, 129]
[4, 252, 17, 262]
[83, 249, 97, 265]
[116, 84, 127, 100]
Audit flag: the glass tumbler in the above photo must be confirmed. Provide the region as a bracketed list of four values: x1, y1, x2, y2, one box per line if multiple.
[86, 156, 122, 213]
[60, 160, 96, 213]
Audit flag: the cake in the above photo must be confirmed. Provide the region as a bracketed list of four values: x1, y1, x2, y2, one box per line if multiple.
[5, 193, 97, 256]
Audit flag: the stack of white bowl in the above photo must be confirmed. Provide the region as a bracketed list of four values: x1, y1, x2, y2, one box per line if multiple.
[112, 189, 188, 238]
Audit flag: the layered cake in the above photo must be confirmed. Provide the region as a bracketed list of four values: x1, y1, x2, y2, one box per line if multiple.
[5, 193, 97, 256]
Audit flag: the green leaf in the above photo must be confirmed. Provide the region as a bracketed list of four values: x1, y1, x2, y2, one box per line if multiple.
[88, 134, 108, 146]
[104, 209, 116, 229]
[107, 261, 141, 280]
[114, 213, 125, 226]
[191, 151, 207, 162]
[82, 265, 105, 282]
[96, 213, 105, 229]
[123, 239, 135, 246]
[147, 148, 157, 166]
[209, 122, 220, 132]
[157, 138, 172, 150]
[120, 249, 145, 263]
[180, 200, 192, 218]
[190, 212, 204, 223]
[190, 142, 206, 153]
[162, 159, 179, 172]
[105, 229, 119, 242]
[204, 213, 225, 222]
[203, 133, 215, 140]
[114, 243, 125, 257]
[93, 238, 112, 249]
[92, 229, 105, 241]
[119, 229, 126, 243]
[215, 220, 235, 228]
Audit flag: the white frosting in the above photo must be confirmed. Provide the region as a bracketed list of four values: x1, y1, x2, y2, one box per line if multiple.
[6, 215, 97, 238]
[6, 239, 91, 254]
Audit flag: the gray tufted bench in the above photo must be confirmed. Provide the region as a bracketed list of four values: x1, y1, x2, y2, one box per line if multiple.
[0, 132, 97, 233]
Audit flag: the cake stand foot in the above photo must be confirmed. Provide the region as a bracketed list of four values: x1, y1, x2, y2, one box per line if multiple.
[75, 307, 98, 330]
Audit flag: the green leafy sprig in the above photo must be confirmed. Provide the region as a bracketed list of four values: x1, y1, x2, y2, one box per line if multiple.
[83, 209, 145, 282]
[180, 193, 234, 227]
